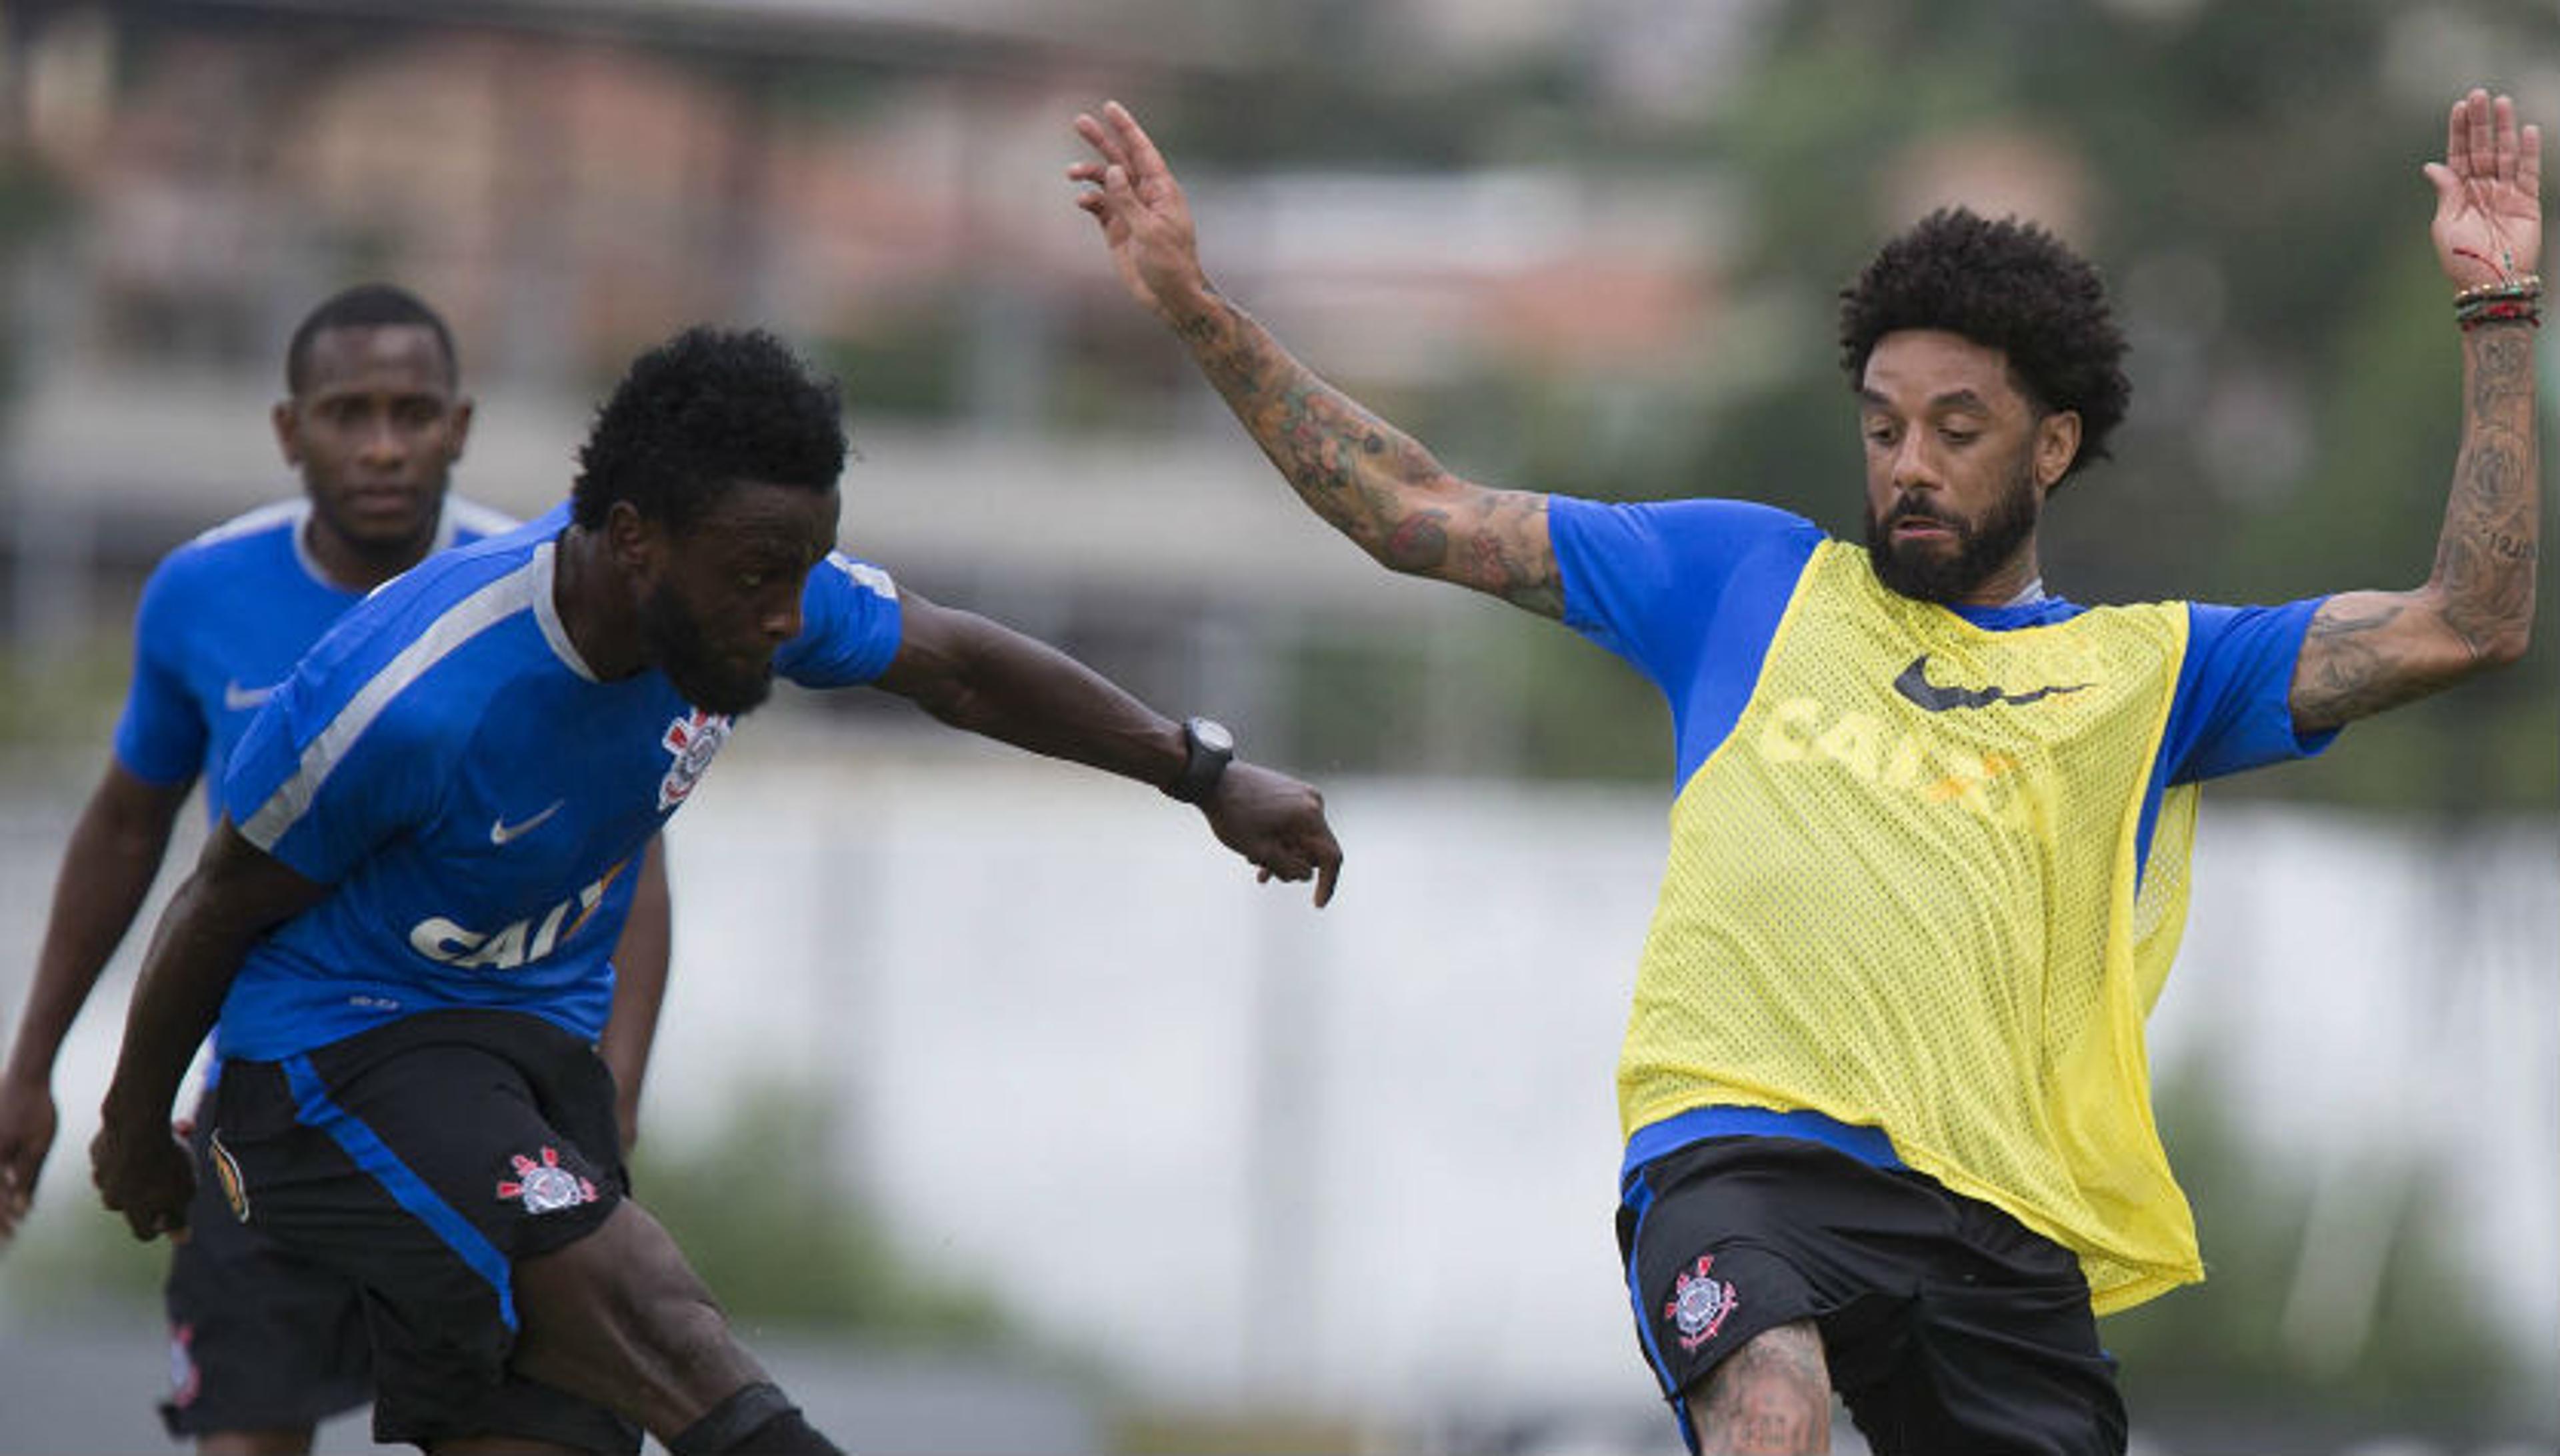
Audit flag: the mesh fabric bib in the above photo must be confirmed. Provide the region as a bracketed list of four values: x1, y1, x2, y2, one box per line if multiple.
[1618, 540, 2204, 1312]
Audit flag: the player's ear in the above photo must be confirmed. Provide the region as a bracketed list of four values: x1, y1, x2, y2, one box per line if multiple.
[2035, 409, 2081, 492]
[443, 396, 475, 461]
[271, 399, 302, 468]
[604, 500, 661, 575]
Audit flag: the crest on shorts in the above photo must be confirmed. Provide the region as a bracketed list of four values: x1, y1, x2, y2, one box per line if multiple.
[1665, 1253, 1738, 1351]
[207, 1131, 250, 1223]
[497, 1146, 597, 1215]
[167, 1322, 200, 1408]
[657, 709, 733, 810]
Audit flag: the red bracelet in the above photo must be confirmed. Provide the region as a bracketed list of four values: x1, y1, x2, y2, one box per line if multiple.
[2457, 297, 2543, 330]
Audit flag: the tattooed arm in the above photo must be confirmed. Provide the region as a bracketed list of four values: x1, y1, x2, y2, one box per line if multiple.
[1070, 101, 1563, 619]
[2293, 89, 2541, 733]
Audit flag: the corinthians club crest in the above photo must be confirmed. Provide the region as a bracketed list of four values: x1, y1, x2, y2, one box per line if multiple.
[658, 708, 733, 810]
[497, 1146, 597, 1215]
[1665, 1253, 1738, 1351]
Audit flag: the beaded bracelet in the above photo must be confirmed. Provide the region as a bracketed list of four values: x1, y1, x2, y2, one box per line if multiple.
[2455, 273, 2541, 330]
[2455, 272, 2541, 303]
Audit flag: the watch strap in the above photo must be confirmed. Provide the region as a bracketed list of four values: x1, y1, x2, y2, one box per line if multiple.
[1163, 717, 1233, 804]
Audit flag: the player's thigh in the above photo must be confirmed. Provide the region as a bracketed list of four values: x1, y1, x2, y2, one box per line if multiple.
[1833, 1191, 2124, 1456]
[165, 1098, 370, 1440]
[1838, 1288, 2123, 1455]
[1689, 1320, 1833, 1454]
[1621, 1138, 1947, 1395]
[211, 1017, 637, 1452]
[510, 1197, 768, 1436]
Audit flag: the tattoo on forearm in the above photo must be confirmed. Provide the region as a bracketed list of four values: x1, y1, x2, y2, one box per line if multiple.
[1384, 508, 1451, 571]
[2297, 321, 2539, 728]
[1173, 294, 1565, 615]
[2438, 327, 2540, 657]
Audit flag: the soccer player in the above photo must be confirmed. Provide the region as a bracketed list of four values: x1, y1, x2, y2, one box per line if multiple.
[1069, 88, 2538, 1453]
[89, 324, 1343, 1454]
[0, 283, 675, 1454]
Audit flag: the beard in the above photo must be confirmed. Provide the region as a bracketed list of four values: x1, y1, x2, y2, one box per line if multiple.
[1863, 459, 2043, 604]
[639, 580, 774, 717]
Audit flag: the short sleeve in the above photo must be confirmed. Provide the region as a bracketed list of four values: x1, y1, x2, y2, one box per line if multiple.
[1549, 496, 1822, 693]
[777, 553, 905, 689]
[2163, 599, 2339, 784]
[112, 560, 210, 787]
[221, 667, 439, 884]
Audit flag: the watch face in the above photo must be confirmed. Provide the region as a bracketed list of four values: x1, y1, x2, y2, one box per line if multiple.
[1191, 718, 1235, 754]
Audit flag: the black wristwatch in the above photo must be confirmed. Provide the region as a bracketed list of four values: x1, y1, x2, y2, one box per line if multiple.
[1163, 716, 1235, 804]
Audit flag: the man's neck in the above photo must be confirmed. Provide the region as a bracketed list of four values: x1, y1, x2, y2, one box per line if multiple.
[1954, 547, 2046, 609]
[301, 515, 433, 594]
[551, 524, 647, 680]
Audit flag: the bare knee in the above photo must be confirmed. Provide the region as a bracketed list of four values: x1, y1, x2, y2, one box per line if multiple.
[1690, 1319, 1832, 1456]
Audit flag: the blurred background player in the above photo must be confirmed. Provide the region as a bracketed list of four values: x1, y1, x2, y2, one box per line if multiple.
[1071, 87, 2539, 1455]
[89, 325, 1341, 1453]
[0, 283, 675, 1454]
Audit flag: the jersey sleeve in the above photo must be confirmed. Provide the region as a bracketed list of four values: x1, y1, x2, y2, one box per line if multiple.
[219, 657, 443, 884]
[1549, 496, 1821, 693]
[775, 553, 905, 689]
[111, 555, 210, 787]
[2161, 598, 2340, 784]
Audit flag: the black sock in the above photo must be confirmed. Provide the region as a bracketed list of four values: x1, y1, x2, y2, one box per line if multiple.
[667, 1381, 841, 1455]
[731, 1407, 843, 1455]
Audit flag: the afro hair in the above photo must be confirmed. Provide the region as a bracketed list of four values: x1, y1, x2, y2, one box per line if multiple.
[1839, 208, 2130, 487]
[573, 326, 846, 533]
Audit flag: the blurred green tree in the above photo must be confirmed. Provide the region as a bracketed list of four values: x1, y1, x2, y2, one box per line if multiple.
[2110, 1058, 2528, 1437]
[1695, 0, 2559, 811]
[1125, 0, 2557, 800]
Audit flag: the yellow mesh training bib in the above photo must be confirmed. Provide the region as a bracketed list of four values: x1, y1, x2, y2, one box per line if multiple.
[1617, 541, 2203, 1313]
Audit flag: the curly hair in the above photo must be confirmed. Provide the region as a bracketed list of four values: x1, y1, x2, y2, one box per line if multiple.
[572, 326, 846, 533]
[286, 283, 457, 395]
[1838, 208, 2130, 487]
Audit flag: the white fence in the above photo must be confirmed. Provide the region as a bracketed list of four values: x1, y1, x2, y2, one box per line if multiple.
[2, 724, 2553, 1434]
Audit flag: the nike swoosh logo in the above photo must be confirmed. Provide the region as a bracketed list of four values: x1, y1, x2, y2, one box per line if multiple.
[222, 679, 275, 711]
[1893, 654, 2093, 713]
[489, 800, 566, 846]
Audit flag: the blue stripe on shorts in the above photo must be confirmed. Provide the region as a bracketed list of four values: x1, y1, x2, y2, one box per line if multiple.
[282, 1053, 517, 1329]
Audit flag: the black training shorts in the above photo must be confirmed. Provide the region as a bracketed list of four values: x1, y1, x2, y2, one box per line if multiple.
[210, 1008, 641, 1453]
[160, 1089, 371, 1436]
[1617, 1135, 2127, 1456]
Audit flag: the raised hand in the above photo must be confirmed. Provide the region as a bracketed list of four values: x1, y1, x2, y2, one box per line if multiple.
[1069, 101, 1214, 328]
[2425, 89, 2542, 290]
[1199, 762, 1344, 907]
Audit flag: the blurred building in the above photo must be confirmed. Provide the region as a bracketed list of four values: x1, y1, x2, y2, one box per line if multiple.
[0, 0, 1760, 779]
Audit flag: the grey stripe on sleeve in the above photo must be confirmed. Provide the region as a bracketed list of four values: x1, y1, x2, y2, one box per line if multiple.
[239, 559, 539, 851]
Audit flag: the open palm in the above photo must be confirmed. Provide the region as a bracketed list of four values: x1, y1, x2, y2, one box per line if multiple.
[2426, 89, 2542, 289]
[1069, 101, 1209, 327]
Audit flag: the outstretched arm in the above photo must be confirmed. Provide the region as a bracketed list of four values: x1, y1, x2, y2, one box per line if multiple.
[0, 764, 192, 1242]
[2293, 89, 2541, 732]
[1070, 101, 1563, 618]
[873, 589, 1342, 905]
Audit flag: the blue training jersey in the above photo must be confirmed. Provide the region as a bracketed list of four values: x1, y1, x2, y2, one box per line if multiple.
[1548, 495, 2339, 859]
[115, 497, 519, 819]
[215, 502, 904, 1062]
